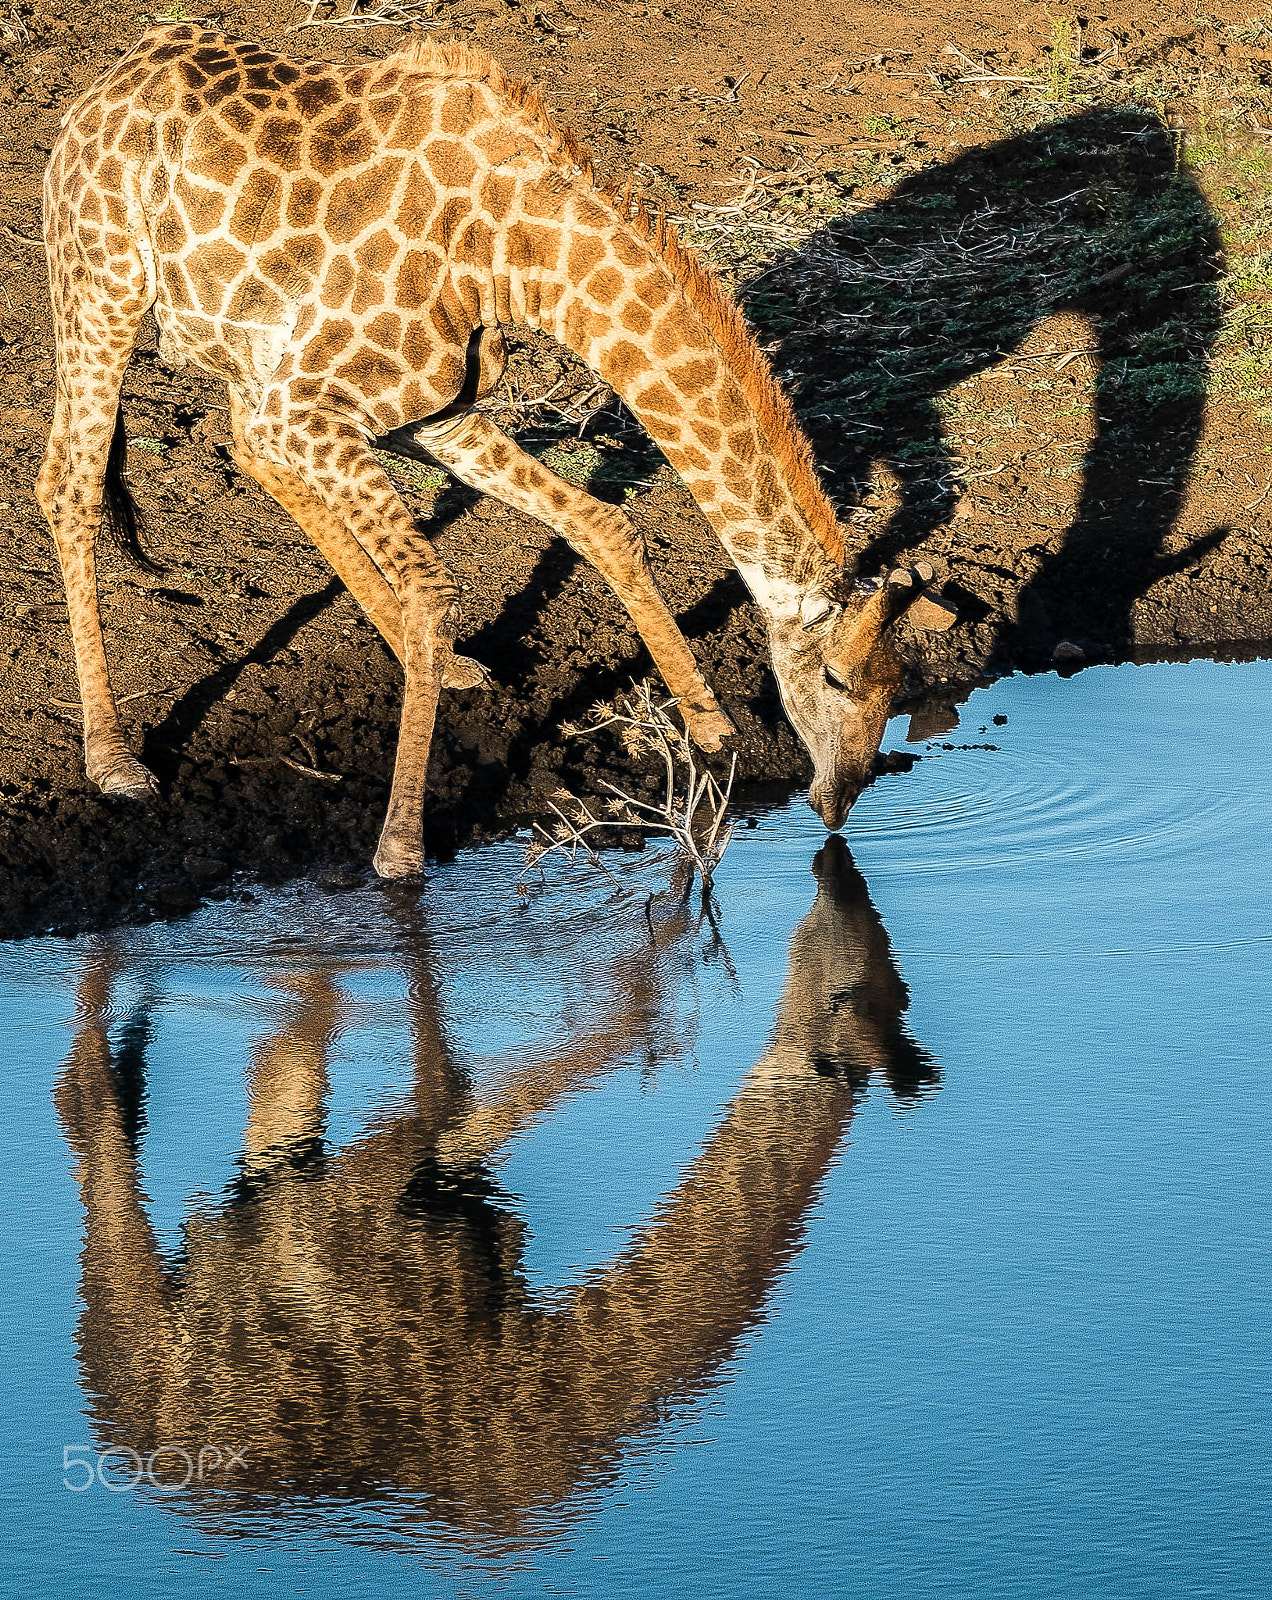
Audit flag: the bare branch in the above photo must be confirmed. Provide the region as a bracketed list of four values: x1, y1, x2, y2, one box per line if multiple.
[517, 679, 738, 898]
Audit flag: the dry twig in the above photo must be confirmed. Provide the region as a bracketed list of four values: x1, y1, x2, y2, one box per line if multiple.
[231, 754, 343, 783]
[519, 680, 737, 898]
[292, 0, 445, 30]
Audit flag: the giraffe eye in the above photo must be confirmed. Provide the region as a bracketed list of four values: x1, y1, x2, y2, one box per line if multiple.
[801, 598, 838, 631]
[824, 664, 854, 694]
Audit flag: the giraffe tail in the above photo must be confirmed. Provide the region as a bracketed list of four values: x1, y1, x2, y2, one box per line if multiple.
[102, 408, 164, 575]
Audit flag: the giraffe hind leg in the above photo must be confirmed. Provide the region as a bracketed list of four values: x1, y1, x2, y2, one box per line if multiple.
[36, 292, 157, 801]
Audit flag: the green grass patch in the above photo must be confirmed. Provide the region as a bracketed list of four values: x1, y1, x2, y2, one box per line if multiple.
[863, 113, 907, 138]
[375, 452, 449, 494]
[533, 435, 655, 502]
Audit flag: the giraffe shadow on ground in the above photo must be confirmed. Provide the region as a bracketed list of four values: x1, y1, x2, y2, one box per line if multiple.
[744, 108, 1225, 665]
[139, 578, 345, 778]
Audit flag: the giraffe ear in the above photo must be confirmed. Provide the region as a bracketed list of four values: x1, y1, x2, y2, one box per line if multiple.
[835, 569, 922, 666]
[900, 560, 957, 631]
[832, 563, 955, 668]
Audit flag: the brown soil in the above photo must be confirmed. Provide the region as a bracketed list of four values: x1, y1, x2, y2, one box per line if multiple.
[2, 0, 1270, 937]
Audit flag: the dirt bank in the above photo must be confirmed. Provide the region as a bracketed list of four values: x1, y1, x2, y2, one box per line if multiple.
[2, 0, 1270, 936]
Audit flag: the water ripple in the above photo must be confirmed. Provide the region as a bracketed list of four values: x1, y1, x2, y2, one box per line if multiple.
[849, 741, 1236, 876]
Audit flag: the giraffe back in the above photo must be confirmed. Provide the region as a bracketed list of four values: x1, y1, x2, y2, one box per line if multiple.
[45, 26, 594, 429]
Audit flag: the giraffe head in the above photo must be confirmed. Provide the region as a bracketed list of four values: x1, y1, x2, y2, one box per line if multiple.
[767, 564, 955, 831]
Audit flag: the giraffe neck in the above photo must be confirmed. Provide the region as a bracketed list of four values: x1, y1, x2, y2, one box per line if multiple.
[519, 190, 845, 618]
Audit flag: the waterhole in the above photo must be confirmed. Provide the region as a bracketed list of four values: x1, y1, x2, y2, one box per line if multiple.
[2, 658, 1269, 1598]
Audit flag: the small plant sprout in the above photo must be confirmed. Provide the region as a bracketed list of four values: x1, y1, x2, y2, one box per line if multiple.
[519, 681, 738, 901]
[1047, 17, 1075, 104]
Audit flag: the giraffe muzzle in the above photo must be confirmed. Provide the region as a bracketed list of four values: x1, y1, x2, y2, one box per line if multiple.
[808, 774, 863, 833]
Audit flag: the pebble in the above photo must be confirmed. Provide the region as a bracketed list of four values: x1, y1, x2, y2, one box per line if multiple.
[319, 870, 363, 894]
[182, 853, 228, 883]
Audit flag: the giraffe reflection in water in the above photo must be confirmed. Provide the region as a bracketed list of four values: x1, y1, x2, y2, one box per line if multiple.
[56, 839, 936, 1532]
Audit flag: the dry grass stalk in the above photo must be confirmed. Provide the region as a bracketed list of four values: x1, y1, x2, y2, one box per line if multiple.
[292, 0, 445, 31]
[520, 681, 737, 898]
[676, 155, 866, 265]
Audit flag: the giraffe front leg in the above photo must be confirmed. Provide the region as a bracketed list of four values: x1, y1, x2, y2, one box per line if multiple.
[244, 400, 466, 880]
[373, 574, 460, 879]
[229, 393, 489, 692]
[413, 413, 735, 751]
[227, 440, 485, 693]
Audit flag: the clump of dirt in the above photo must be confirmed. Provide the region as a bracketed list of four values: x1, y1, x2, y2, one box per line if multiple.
[2, 0, 1270, 937]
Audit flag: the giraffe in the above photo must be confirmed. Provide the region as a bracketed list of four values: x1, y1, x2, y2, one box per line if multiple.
[55, 837, 935, 1531]
[38, 25, 955, 878]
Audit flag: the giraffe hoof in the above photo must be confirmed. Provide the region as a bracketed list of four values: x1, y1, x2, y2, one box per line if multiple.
[372, 836, 425, 881]
[95, 757, 160, 802]
[442, 653, 492, 691]
[684, 702, 736, 753]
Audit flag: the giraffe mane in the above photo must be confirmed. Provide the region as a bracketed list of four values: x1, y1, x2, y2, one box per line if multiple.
[390, 34, 846, 568]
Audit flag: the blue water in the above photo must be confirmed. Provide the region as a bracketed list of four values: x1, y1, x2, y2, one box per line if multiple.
[1, 658, 1269, 1598]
